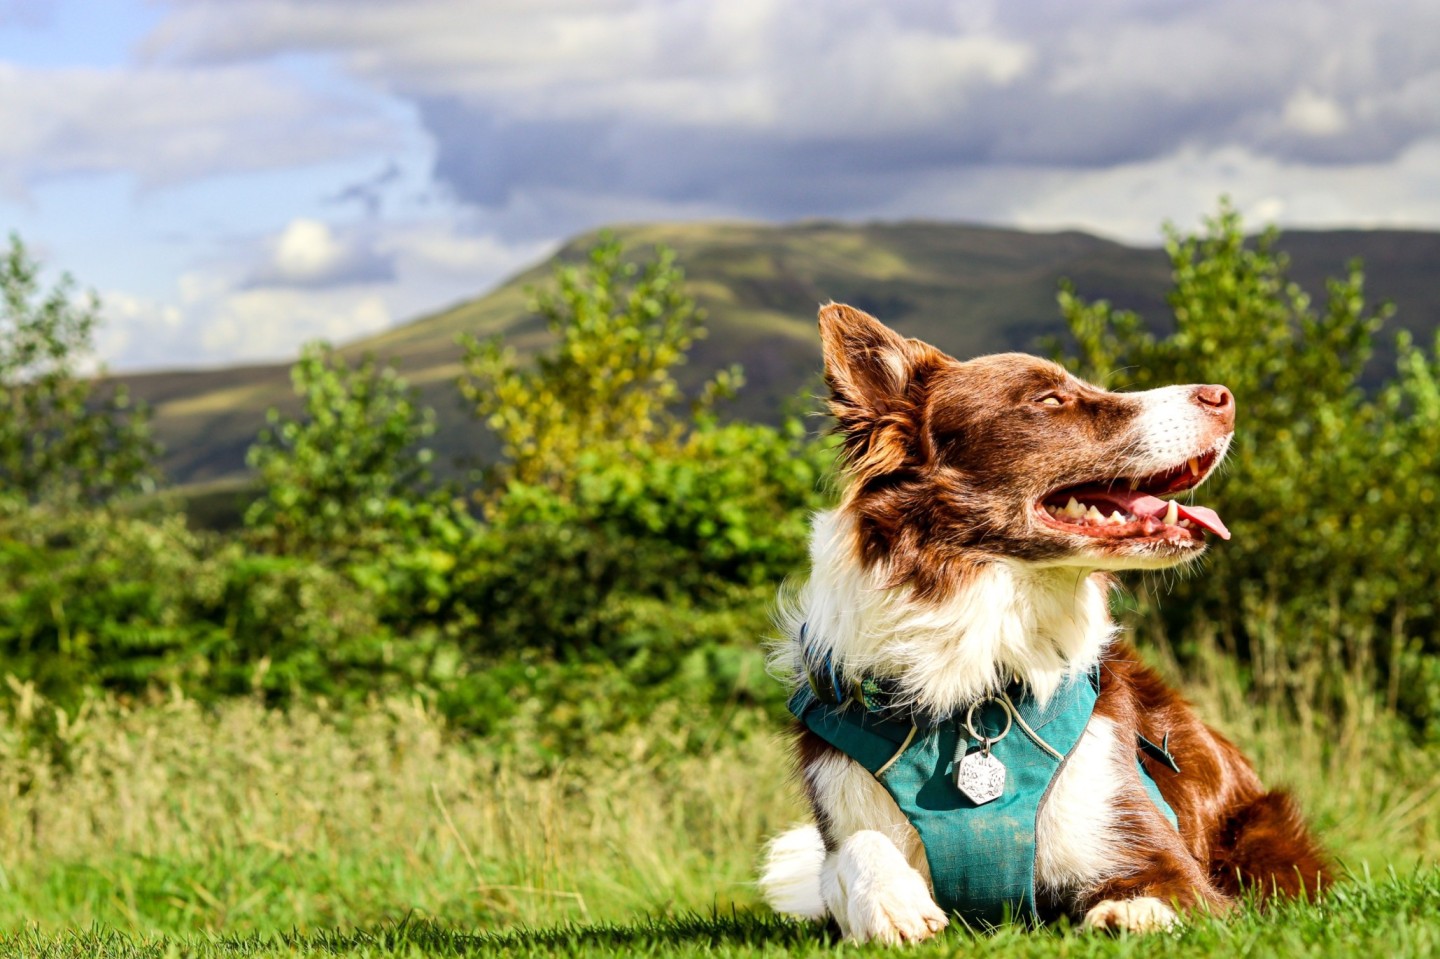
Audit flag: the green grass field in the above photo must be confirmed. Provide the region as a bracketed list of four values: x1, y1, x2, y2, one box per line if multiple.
[1, 641, 1437, 958]
[7, 877, 1440, 959]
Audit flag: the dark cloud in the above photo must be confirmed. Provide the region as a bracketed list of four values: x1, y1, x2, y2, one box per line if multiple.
[142, 0, 1440, 237]
[326, 160, 404, 217]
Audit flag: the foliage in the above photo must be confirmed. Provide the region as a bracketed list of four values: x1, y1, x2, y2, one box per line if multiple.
[0, 504, 431, 702]
[455, 417, 832, 664]
[1055, 199, 1440, 734]
[0, 234, 157, 503]
[245, 342, 444, 558]
[459, 233, 740, 489]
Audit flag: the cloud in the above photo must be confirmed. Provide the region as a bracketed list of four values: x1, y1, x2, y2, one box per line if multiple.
[244, 218, 396, 289]
[326, 160, 404, 217]
[44, 0, 1440, 374]
[97, 215, 551, 370]
[0, 60, 396, 195]
[138, 0, 1440, 245]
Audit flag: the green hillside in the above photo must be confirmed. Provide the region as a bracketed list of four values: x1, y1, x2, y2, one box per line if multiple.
[115, 220, 1440, 488]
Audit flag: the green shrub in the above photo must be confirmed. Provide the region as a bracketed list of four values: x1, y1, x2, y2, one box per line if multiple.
[459, 233, 739, 489]
[246, 342, 445, 559]
[457, 418, 832, 663]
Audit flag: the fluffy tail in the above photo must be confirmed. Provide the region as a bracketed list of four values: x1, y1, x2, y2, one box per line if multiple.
[1210, 790, 1332, 901]
[759, 824, 828, 920]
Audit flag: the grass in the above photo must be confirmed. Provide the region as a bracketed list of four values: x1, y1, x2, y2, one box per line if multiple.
[0, 640, 1436, 956]
[4, 871, 1438, 957]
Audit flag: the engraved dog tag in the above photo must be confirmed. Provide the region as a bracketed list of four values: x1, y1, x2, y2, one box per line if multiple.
[956, 750, 1007, 804]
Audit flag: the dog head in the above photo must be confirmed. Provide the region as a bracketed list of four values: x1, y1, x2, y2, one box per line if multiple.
[820, 303, 1234, 596]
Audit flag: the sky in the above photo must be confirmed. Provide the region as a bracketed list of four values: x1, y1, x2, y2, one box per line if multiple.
[2, 0, 1437, 372]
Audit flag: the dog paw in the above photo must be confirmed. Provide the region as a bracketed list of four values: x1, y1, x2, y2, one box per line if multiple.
[1082, 896, 1178, 934]
[847, 882, 948, 944]
[831, 833, 948, 944]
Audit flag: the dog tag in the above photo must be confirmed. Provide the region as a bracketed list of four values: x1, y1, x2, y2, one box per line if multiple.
[956, 750, 1006, 805]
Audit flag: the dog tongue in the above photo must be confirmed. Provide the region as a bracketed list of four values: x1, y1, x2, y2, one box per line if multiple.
[1125, 493, 1231, 541]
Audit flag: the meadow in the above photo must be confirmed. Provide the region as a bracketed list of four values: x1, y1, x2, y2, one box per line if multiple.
[2, 206, 1440, 956]
[1, 638, 1437, 957]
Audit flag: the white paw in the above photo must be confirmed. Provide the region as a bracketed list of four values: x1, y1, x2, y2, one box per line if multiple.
[828, 832, 948, 944]
[1082, 896, 1179, 933]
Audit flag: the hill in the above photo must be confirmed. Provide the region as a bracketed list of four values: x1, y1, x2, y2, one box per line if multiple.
[114, 221, 1440, 488]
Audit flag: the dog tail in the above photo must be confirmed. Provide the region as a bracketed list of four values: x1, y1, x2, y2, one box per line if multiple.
[1210, 790, 1333, 902]
[759, 824, 828, 920]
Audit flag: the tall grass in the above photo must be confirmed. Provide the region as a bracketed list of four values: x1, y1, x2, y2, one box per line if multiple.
[0, 605, 1435, 938]
[0, 684, 801, 935]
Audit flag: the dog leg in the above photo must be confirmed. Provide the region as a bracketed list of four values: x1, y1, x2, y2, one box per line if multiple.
[1037, 715, 1228, 931]
[801, 741, 948, 943]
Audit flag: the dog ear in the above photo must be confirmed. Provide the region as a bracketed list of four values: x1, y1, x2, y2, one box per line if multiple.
[818, 303, 943, 477]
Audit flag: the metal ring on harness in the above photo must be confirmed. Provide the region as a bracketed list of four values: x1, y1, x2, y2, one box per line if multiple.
[964, 696, 1014, 751]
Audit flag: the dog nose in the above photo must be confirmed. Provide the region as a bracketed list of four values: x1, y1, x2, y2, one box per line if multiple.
[1194, 384, 1234, 426]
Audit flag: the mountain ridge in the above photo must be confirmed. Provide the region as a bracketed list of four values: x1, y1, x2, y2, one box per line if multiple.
[113, 220, 1440, 487]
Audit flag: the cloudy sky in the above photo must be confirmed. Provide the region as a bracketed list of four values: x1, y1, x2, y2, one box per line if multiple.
[2, 0, 1437, 371]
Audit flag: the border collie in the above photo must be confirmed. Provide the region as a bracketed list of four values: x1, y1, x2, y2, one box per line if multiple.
[759, 304, 1328, 943]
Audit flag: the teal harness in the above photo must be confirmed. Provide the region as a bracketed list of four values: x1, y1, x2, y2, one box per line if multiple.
[790, 640, 1179, 927]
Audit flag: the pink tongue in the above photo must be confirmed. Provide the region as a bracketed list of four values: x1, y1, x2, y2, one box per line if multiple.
[1124, 493, 1231, 541]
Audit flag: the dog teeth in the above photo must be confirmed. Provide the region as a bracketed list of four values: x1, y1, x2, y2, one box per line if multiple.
[1108, 511, 1126, 525]
[1085, 505, 1105, 523]
[1065, 497, 1084, 519]
[1189, 457, 1202, 477]
[1164, 500, 1179, 525]
[1128, 477, 1140, 491]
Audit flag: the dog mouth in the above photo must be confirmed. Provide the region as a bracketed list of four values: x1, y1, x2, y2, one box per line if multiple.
[1035, 449, 1229, 544]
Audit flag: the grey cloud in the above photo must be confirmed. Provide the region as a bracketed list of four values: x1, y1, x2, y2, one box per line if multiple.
[145, 0, 1440, 232]
[326, 160, 404, 217]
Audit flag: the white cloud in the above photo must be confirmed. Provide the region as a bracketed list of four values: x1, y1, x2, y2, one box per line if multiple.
[273, 220, 345, 281]
[878, 139, 1440, 245]
[198, 287, 392, 359]
[246, 218, 395, 288]
[0, 60, 396, 194]
[1283, 89, 1349, 137]
[96, 215, 550, 370]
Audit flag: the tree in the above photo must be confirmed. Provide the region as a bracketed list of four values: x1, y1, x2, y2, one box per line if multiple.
[458, 233, 739, 489]
[0, 234, 157, 504]
[245, 342, 437, 557]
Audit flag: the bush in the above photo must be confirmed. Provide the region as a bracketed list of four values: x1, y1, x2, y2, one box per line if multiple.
[456, 418, 832, 664]
[0, 504, 428, 704]
[246, 342, 444, 559]
[459, 233, 740, 489]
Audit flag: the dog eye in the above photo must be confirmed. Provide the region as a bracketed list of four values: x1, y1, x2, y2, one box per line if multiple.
[1037, 394, 1064, 407]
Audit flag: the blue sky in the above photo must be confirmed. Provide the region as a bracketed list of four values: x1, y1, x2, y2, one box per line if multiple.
[2, 0, 1438, 371]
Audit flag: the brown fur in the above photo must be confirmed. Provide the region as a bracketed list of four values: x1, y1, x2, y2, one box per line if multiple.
[1086, 643, 1331, 916]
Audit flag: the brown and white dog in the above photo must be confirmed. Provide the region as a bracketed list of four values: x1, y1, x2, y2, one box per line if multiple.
[759, 304, 1328, 943]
